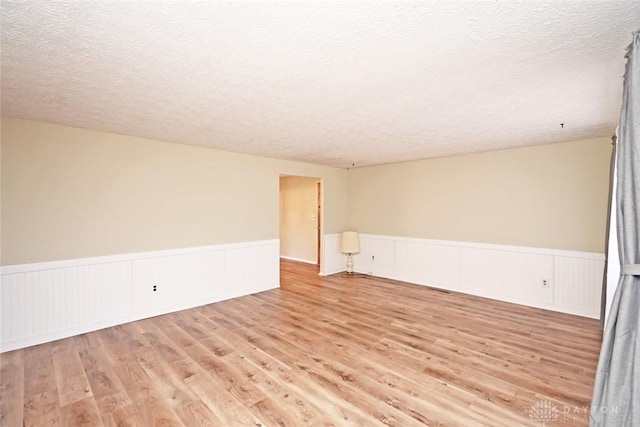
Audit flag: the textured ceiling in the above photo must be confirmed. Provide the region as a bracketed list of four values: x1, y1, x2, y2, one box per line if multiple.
[1, 1, 639, 168]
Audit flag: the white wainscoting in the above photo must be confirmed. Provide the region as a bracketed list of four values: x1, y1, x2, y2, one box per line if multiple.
[347, 234, 604, 319]
[0, 240, 279, 352]
[320, 233, 347, 276]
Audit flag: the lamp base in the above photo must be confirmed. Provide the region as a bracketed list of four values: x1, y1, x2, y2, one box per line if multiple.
[346, 253, 354, 275]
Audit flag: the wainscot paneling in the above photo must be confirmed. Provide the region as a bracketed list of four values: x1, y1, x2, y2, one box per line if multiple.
[554, 255, 605, 318]
[319, 233, 346, 276]
[343, 234, 604, 319]
[396, 240, 461, 292]
[0, 240, 279, 352]
[460, 247, 554, 307]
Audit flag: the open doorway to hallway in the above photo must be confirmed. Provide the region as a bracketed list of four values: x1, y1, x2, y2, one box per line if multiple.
[279, 175, 322, 272]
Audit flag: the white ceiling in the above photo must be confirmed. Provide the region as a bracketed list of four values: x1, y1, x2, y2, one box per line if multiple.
[1, 1, 638, 168]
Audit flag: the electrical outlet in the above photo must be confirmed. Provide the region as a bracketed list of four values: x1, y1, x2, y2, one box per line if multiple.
[371, 255, 375, 260]
[152, 284, 158, 292]
[541, 279, 549, 288]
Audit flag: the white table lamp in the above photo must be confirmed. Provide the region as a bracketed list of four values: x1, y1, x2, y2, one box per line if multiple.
[340, 231, 360, 275]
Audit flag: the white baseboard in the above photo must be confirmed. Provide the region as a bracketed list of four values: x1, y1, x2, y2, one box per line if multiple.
[279, 255, 317, 265]
[1, 240, 280, 352]
[342, 234, 604, 319]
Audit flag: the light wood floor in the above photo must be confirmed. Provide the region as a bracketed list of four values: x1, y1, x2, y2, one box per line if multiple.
[1, 259, 602, 426]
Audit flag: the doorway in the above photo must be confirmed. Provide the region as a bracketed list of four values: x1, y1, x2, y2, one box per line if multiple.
[279, 175, 323, 272]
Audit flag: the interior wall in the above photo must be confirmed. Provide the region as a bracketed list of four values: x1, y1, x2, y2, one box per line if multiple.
[279, 176, 318, 263]
[348, 137, 612, 253]
[1, 117, 348, 265]
[2, 117, 612, 265]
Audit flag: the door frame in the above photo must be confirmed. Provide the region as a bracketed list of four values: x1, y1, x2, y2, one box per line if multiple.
[316, 180, 322, 271]
[278, 175, 324, 274]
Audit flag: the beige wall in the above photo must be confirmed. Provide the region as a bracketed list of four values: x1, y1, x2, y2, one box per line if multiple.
[348, 138, 612, 253]
[1, 117, 611, 264]
[1, 118, 348, 265]
[279, 176, 318, 263]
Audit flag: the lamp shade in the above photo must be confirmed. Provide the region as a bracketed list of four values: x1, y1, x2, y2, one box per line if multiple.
[340, 231, 360, 254]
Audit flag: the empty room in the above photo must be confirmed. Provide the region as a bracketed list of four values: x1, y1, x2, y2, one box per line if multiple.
[1, 1, 639, 426]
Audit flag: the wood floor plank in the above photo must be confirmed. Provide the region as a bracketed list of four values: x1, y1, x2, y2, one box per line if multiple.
[51, 340, 93, 407]
[0, 349, 25, 426]
[216, 295, 491, 426]
[182, 341, 265, 408]
[108, 404, 148, 426]
[59, 397, 103, 426]
[23, 388, 62, 426]
[223, 351, 338, 426]
[78, 346, 132, 415]
[1, 259, 603, 426]
[174, 399, 224, 426]
[245, 291, 527, 426]
[23, 342, 56, 398]
[134, 344, 198, 410]
[73, 331, 103, 351]
[198, 309, 375, 425]
[252, 285, 535, 420]
[184, 372, 265, 426]
[112, 358, 184, 426]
